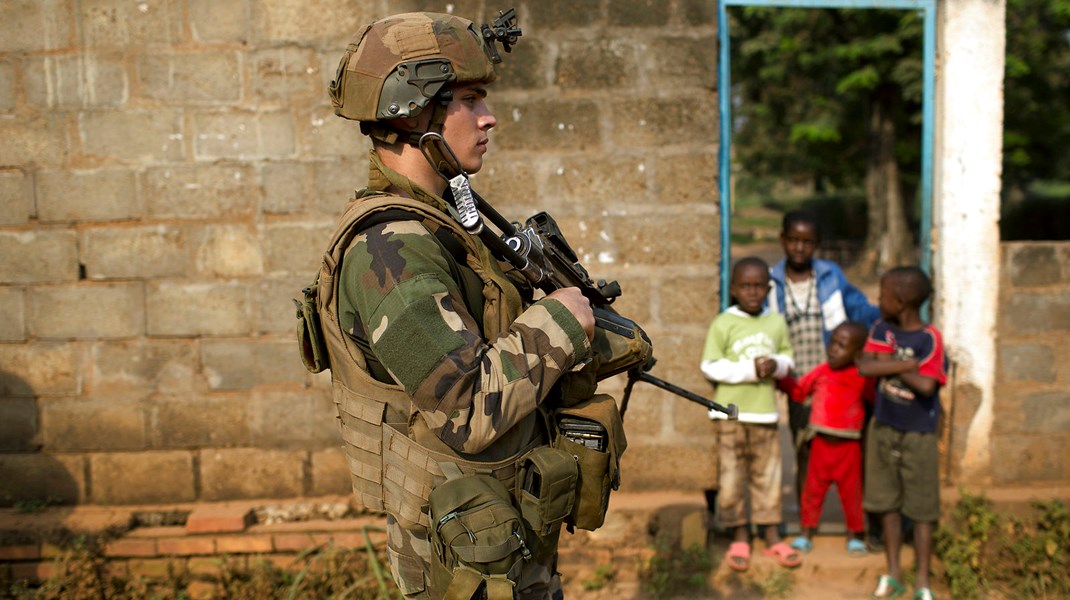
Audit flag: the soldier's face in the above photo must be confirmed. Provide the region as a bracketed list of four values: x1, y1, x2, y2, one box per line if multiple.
[441, 82, 496, 174]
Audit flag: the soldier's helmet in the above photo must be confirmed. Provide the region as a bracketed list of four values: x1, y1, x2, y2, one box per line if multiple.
[329, 12, 499, 126]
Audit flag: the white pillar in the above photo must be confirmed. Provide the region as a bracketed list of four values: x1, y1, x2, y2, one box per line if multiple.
[933, 0, 1005, 484]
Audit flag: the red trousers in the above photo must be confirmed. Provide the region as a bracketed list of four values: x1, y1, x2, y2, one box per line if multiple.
[800, 434, 864, 533]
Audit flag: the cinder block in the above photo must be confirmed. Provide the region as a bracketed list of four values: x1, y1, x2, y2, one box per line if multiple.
[654, 151, 717, 205]
[679, 0, 716, 25]
[82, 225, 193, 280]
[492, 99, 601, 152]
[310, 446, 351, 497]
[657, 274, 719, 326]
[92, 339, 198, 394]
[28, 283, 145, 339]
[79, 0, 182, 48]
[192, 110, 295, 160]
[0, 60, 14, 111]
[1024, 391, 1070, 434]
[259, 162, 310, 215]
[36, 168, 138, 222]
[248, 389, 339, 449]
[297, 104, 369, 159]
[0, 342, 81, 396]
[0, 0, 75, 52]
[185, 505, 255, 534]
[261, 221, 335, 274]
[1006, 244, 1063, 287]
[620, 442, 716, 492]
[89, 451, 196, 504]
[194, 225, 264, 278]
[555, 40, 637, 89]
[0, 231, 79, 284]
[0, 287, 25, 341]
[251, 46, 319, 100]
[259, 275, 309, 334]
[188, 0, 249, 43]
[1000, 343, 1055, 383]
[1004, 291, 1070, 333]
[644, 36, 717, 92]
[543, 155, 649, 208]
[608, 95, 716, 148]
[79, 110, 185, 163]
[523, 0, 600, 29]
[146, 281, 254, 337]
[0, 169, 33, 225]
[252, 0, 368, 44]
[609, 0, 670, 26]
[0, 453, 85, 506]
[200, 448, 305, 500]
[24, 55, 127, 109]
[149, 395, 250, 449]
[39, 396, 147, 452]
[138, 51, 241, 103]
[613, 212, 718, 266]
[486, 39, 546, 91]
[312, 157, 367, 215]
[142, 164, 253, 219]
[201, 338, 307, 390]
[0, 114, 68, 166]
[991, 434, 1070, 485]
[0, 397, 39, 452]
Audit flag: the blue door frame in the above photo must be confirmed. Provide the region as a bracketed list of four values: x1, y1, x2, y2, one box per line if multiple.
[717, 0, 937, 309]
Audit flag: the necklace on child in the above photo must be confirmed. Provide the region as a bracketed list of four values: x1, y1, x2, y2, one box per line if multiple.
[785, 272, 815, 319]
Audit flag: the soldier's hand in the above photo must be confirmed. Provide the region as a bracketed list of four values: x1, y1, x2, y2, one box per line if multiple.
[547, 287, 594, 341]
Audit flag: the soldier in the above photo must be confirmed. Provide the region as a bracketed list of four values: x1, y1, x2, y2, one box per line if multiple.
[307, 10, 604, 600]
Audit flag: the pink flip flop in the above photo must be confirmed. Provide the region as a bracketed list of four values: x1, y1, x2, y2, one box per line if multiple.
[763, 541, 802, 568]
[725, 541, 751, 571]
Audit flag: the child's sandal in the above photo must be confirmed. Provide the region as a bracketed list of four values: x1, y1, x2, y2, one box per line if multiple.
[871, 574, 906, 599]
[725, 541, 751, 571]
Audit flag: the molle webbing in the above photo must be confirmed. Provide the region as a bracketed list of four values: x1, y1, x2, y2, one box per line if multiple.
[318, 194, 526, 528]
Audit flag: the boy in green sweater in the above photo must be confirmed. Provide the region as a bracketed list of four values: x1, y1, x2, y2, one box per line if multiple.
[701, 256, 800, 571]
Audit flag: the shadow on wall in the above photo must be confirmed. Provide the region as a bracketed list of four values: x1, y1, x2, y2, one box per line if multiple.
[0, 371, 80, 508]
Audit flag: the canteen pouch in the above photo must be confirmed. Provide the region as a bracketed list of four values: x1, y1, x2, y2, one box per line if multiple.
[516, 445, 578, 536]
[553, 393, 627, 531]
[294, 281, 330, 373]
[428, 466, 532, 600]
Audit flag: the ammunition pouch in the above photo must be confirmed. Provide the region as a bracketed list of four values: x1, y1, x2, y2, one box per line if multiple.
[294, 281, 329, 373]
[516, 445, 578, 536]
[553, 393, 627, 531]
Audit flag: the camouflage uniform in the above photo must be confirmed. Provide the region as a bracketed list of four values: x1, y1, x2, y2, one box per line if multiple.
[307, 12, 597, 599]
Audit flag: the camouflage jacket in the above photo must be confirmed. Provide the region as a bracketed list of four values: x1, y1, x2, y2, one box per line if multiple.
[337, 152, 592, 458]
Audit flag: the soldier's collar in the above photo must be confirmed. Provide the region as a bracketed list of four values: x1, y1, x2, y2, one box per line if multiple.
[366, 150, 450, 213]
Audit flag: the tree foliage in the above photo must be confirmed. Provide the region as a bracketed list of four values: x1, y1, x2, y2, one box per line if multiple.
[729, 6, 923, 202]
[1003, 0, 1070, 188]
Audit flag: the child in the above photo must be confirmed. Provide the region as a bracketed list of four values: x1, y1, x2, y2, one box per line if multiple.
[778, 321, 874, 556]
[857, 266, 947, 600]
[701, 256, 800, 571]
[768, 210, 881, 544]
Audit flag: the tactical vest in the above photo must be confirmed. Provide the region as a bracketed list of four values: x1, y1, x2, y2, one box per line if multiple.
[307, 193, 534, 532]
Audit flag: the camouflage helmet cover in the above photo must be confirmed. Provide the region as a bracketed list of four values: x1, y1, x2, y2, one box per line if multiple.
[329, 12, 498, 123]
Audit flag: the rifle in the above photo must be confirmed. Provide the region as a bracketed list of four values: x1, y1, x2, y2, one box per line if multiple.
[418, 132, 737, 420]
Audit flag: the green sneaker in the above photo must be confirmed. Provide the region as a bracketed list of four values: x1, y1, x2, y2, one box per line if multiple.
[913, 588, 934, 600]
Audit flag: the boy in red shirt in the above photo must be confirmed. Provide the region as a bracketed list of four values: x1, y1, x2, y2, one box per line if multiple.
[779, 321, 874, 555]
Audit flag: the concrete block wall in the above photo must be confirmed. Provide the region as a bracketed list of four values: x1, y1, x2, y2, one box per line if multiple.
[0, 0, 721, 506]
[991, 243, 1070, 485]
